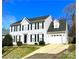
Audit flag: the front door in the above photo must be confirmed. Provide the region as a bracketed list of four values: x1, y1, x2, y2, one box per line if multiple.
[24, 34, 27, 43]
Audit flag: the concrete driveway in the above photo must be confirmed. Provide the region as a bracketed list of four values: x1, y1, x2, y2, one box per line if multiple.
[22, 44, 69, 59]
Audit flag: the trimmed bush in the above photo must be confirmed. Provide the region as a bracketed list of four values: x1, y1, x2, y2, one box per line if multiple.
[39, 41, 45, 45]
[17, 41, 22, 46]
[71, 37, 76, 44]
[2, 34, 13, 47]
[34, 43, 38, 45]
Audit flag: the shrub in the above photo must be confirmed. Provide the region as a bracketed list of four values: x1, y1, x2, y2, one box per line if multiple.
[17, 41, 22, 46]
[34, 43, 38, 45]
[39, 41, 45, 45]
[71, 37, 76, 44]
[2, 34, 13, 47]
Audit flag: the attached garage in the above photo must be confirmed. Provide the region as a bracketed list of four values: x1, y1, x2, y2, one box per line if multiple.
[47, 19, 68, 44]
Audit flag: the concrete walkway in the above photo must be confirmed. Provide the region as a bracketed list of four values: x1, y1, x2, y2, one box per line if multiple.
[22, 44, 69, 59]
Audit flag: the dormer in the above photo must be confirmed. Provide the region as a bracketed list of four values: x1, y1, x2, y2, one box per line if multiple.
[54, 19, 60, 28]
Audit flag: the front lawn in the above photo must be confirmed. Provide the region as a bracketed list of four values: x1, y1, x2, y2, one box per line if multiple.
[2, 45, 43, 59]
[60, 44, 76, 59]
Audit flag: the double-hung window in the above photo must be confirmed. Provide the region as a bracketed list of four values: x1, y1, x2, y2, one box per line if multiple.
[39, 34, 42, 41]
[24, 25, 27, 30]
[11, 26, 12, 32]
[13, 36, 15, 42]
[32, 34, 35, 42]
[39, 22, 42, 29]
[32, 23, 35, 30]
[19, 35, 21, 41]
[22, 25, 24, 31]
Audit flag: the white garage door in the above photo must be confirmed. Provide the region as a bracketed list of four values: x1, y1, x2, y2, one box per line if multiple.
[49, 35, 63, 44]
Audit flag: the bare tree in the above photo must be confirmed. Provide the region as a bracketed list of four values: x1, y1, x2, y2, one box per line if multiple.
[63, 3, 76, 37]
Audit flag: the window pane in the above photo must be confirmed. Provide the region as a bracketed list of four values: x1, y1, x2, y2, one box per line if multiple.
[19, 35, 21, 41]
[38, 22, 39, 29]
[39, 23, 42, 29]
[32, 34, 35, 42]
[39, 34, 42, 41]
[11, 26, 12, 32]
[32, 23, 35, 30]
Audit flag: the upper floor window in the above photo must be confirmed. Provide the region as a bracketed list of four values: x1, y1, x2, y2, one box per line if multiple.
[22, 25, 24, 31]
[14, 26, 15, 31]
[17, 26, 20, 31]
[24, 25, 27, 30]
[39, 22, 42, 29]
[32, 34, 35, 42]
[32, 23, 35, 30]
[11, 26, 12, 32]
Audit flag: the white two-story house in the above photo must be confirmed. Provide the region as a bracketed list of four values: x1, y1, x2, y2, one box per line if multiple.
[10, 15, 68, 45]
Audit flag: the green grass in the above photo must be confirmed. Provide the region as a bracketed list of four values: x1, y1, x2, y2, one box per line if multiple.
[2, 45, 42, 59]
[60, 44, 76, 59]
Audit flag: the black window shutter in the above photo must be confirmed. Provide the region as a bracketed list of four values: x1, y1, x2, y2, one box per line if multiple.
[37, 34, 39, 42]
[14, 36, 15, 42]
[16, 26, 17, 31]
[20, 25, 21, 31]
[31, 24, 32, 30]
[28, 24, 29, 30]
[38, 22, 39, 29]
[42, 34, 44, 41]
[22, 25, 24, 31]
[42, 22, 44, 29]
[30, 35, 32, 42]
[16, 36, 17, 42]
[35, 34, 36, 42]
[35, 23, 36, 29]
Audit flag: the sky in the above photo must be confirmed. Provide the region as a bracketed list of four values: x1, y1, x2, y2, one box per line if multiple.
[2, 0, 76, 29]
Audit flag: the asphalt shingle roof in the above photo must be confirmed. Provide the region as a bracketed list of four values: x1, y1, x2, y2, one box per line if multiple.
[10, 15, 49, 26]
[47, 20, 66, 32]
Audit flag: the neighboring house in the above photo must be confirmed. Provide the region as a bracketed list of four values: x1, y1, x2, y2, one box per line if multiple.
[10, 15, 68, 45]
